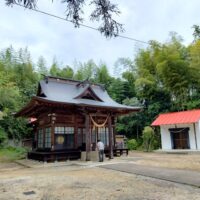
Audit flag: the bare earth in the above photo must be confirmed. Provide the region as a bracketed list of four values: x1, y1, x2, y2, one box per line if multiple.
[1, 152, 200, 200]
[128, 151, 200, 171]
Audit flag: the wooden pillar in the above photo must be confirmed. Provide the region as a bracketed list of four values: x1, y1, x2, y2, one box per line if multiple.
[51, 114, 55, 151]
[51, 125, 55, 151]
[85, 114, 91, 161]
[113, 117, 117, 148]
[35, 127, 38, 149]
[74, 114, 78, 148]
[108, 114, 113, 159]
[43, 128, 45, 149]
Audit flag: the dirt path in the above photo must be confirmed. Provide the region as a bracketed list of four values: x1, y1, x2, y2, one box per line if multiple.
[127, 151, 200, 171]
[0, 162, 200, 200]
[0, 162, 24, 172]
[101, 163, 200, 187]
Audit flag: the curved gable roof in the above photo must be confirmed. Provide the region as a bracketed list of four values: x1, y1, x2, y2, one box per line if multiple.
[37, 77, 140, 111]
[15, 76, 141, 117]
[74, 85, 103, 102]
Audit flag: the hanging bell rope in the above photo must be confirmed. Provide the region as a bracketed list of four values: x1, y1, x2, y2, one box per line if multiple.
[90, 114, 109, 128]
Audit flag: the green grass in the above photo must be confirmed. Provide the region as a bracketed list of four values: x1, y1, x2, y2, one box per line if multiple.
[0, 146, 27, 162]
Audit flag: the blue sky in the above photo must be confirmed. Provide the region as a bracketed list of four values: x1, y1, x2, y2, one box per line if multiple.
[0, 0, 200, 74]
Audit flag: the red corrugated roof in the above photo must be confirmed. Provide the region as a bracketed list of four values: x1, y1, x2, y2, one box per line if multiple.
[151, 109, 200, 126]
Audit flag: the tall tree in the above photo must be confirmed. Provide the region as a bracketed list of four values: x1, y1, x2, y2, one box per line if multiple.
[60, 66, 74, 79]
[187, 39, 200, 109]
[0, 71, 21, 111]
[74, 60, 97, 80]
[108, 78, 128, 104]
[49, 58, 61, 77]
[95, 63, 111, 89]
[37, 56, 48, 77]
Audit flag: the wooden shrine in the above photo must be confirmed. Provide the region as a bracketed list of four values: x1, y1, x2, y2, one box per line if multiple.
[15, 76, 140, 161]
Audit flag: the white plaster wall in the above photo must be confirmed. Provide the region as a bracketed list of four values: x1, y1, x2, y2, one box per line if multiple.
[160, 126, 171, 150]
[160, 123, 198, 150]
[196, 120, 200, 149]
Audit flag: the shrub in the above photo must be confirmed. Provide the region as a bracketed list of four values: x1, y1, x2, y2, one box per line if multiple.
[127, 139, 138, 150]
[0, 127, 7, 146]
[0, 146, 27, 162]
[142, 126, 155, 152]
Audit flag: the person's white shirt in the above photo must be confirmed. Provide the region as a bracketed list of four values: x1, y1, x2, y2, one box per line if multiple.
[97, 141, 104, 150]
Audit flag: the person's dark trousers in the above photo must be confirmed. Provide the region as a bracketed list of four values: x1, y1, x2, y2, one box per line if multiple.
[99, 150, 104, 162]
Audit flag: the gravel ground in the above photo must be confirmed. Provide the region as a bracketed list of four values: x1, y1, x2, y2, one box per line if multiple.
[0, 162, 200, 200]
[128, 151, 200, 171]
[0, 162, 23, 172]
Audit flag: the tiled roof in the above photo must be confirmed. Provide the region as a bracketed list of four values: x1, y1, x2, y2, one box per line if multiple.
[37, 76, 140, 111]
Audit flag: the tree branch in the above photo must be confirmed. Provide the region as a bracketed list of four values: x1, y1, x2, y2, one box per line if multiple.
[90, 0, 124, 37]
[5, 0, 37, 9]
[62, 0, 85, 27]
[5, 0, 124, 37]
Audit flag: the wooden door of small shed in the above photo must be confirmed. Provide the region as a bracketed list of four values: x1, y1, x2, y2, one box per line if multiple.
[170, 128, 190, 149]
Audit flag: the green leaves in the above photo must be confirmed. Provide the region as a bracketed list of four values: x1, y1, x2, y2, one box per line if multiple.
[73, 60, 97, 80]
[0, 47, 37, 141]
[127, 139, 138, 150]
[135, 33, 197, 111]
[142, 126, 155, 152]
[0, 127, 7, 146]
[192, 25, 200, 41]
[0, 115, 32, 140]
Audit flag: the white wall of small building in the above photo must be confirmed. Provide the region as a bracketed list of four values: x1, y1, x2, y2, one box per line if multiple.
[196, 120, 200, 149]
[160, 121, 200, 150]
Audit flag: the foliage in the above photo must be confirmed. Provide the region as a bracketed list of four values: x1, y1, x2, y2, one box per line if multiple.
[95, 63, 111, 89]
[153, 128, 161, 150]
[192, 25, 200, 41]
[142, 126, 155, 152]
[0, 73, 21, 110]
[0, 115, 32, 140]
[37, 56, 48, 77]
[60, 66, 74, 78]
[49, 58, 61, 77]
[127, 139, 138, 150]
[74, 60, 97, 81]
[0, 47, 36, 140]
[0, 127, 7, 146]
[123, 97, 141, 107]
[5, 0, 123, 38]
[0, 146, 27, 162]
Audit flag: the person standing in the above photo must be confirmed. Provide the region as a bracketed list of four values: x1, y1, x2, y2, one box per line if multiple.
[97, 139, 104, 162]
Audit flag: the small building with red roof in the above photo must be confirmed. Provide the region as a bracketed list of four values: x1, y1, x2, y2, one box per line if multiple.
[151, 110, 200, 150]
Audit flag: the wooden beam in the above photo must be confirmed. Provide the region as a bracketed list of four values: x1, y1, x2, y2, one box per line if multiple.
[89, 113, 110, 117]
[108, 114, 113, 159]
[85, 114, 91, 161]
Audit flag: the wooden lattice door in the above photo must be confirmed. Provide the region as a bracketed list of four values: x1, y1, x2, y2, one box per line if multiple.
[170, 128, 190, 149]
